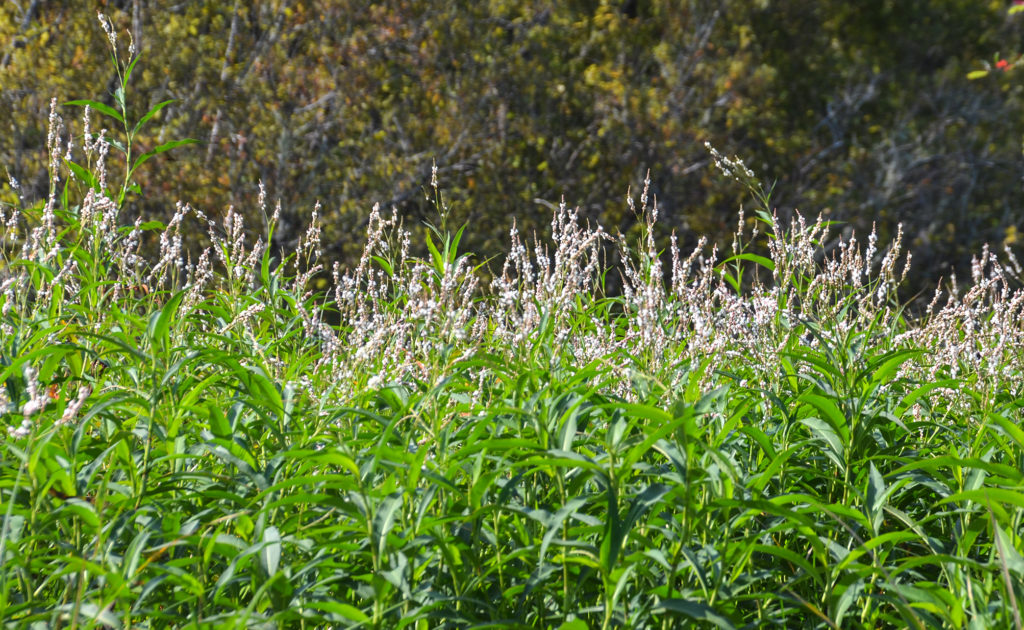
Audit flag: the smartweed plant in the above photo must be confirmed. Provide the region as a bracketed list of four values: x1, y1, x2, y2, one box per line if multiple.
[1, 16, 1023, 630]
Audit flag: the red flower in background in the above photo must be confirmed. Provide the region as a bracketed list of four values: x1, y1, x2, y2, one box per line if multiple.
[997, 59, 1010, 70]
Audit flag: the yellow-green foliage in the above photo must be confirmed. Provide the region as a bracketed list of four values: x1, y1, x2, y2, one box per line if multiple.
[2, 1, 1022, 296]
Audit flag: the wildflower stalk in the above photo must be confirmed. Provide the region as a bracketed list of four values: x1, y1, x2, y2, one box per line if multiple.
[65, 13, 196, 209]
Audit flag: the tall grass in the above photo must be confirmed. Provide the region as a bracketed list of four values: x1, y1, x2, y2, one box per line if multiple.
[2, 18, 1023, 629]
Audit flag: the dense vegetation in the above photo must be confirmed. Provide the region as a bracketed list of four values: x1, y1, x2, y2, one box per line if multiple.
[3, 7, 1024, 630]
[3, 1, 1023, 299]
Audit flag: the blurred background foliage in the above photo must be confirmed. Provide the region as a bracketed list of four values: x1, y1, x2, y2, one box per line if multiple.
[2, 0, 1023, 299]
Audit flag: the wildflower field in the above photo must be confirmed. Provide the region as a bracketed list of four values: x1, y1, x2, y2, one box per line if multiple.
[3, 23, 1024, 630]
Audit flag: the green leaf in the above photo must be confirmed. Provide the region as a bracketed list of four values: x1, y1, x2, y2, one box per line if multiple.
[749, 444, 801, 494]
[655, 599, 736, 629]
[620, 414, 686, 473]
[373, 492, 404, 558]
[147, 290, 186, 352]
[54, 603, 122, 629]
[208, 401, 232, 438]
[966, 70, 990, 80]
[64, 159, 100, 191]
[123, 54, 141, 88]
[120, 529, 153, 582]
[866, 463, 896, 532]
[242, 363, 283, 413]
[65, 99, 124, 124]
[303, 600, 370, 623]
[424, 229, 444, 272]
[131, 138, 199, 174]
[939, 488, 1024, 510]
[107, 136, 128, 154]
[738, 425, 776, 459]
[987, 412, 1024, 449]
[799, 393, 850, 443]
[751, 544, 823, 586]
[260, 525, 281, 576]
[866, 348, 925, 387]
[371, 255, 394, 277]
[599, 401, 673, 425]
[720, 271, 740, 293]
[132, 99, 177, 136]
[993, 524, 1024, 576]
[799, 417, 845, 468]
[621, 483, 671, 539]
[448, 223, 467, 263]
[833, 578, 866, 627]
[519, 452, 610, 478]
[896, 378, 959, 416]
[599, 482, 620, 573]
[538, 496, 590, 563]
[721, 252, 775, 272]
[61, 498, 101, 530]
